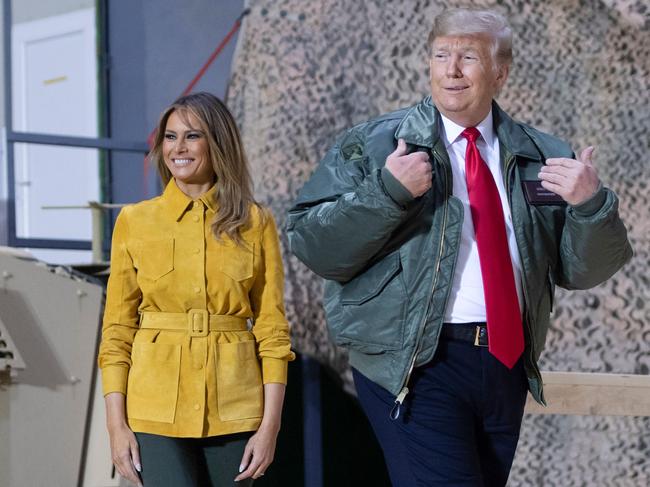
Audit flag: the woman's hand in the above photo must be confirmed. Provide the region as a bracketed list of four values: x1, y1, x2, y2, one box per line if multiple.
[234, 382, 286, 481]
[105, 392, 143, 487]
[234, 423, 279, 481]
[108, 422, 143, 486]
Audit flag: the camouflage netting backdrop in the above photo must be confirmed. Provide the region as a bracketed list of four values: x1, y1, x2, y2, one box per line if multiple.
[227, 0, 649, 484]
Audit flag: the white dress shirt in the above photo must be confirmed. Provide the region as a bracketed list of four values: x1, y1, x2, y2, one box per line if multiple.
[440, 111, 525, 323]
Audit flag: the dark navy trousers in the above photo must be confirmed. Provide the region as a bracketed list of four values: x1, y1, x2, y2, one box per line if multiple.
[353, 335, 529, 487]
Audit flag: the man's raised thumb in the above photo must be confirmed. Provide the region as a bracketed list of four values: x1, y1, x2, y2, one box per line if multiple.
[392, 138, 408, 158]
[579, 146, 595, 166]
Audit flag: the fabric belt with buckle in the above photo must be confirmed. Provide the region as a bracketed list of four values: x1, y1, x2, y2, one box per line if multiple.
[139, 310, 248, 337]
[440, 322, 489, 347]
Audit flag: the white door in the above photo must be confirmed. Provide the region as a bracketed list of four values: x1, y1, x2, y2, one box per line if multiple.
[12, 8, 98, 262]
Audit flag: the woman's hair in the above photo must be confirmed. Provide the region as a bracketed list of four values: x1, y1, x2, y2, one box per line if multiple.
[149, 92, 260, 244]
[427, 8, 513, 66]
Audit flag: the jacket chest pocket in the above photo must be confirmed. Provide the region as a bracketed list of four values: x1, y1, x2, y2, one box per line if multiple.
[126, 342, 181, 423]
[136, 239, 174, 280]
[215, 340, 263, 421]
[217, 242, 254, 281]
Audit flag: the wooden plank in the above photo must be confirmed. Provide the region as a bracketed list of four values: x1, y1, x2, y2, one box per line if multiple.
[525, 371, 650, 417]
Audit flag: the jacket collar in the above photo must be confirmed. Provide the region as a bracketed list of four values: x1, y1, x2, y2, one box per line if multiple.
[492, 104, 542, 161]
[394, 96, 441, 148]
[395, 96, 541, 161]
[162, 179, 218, 221]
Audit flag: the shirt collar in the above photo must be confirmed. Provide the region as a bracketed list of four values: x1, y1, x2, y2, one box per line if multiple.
[162, 179, 218, 221]
[198, 185, 217, 213]
[439, 109, 496, 150]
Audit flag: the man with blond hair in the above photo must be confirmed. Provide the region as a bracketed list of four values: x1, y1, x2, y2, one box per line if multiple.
[288, 7, 631, 486]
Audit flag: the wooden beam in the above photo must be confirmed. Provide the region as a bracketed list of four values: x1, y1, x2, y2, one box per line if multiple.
[525, 371, 650, 417]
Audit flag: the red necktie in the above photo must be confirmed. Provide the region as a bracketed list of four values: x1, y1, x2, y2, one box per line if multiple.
[462, 127, 524, 369]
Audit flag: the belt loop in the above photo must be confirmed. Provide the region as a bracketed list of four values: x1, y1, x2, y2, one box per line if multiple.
[188, 309, 209, 337]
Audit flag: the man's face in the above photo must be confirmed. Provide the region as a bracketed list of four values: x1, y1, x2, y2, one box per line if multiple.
[429, 34, 509, 127]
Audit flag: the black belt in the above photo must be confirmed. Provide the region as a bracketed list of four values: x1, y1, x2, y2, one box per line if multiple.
[440, 323, 488, 347]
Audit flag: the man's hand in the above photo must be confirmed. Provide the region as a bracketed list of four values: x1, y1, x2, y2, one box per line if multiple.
[385, 138, 432, 197]
[538, 146, 600, 206]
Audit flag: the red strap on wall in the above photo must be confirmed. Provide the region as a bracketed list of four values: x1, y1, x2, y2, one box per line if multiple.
[143, 9, 250, 188]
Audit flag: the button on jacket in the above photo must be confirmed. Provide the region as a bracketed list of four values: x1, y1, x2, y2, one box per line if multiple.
[99, 180, 295, 438]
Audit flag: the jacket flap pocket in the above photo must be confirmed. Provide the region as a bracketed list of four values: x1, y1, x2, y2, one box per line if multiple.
[218, 241, 254, 281]
[341, 253, 401, 305]
[136, 239, 174, 280]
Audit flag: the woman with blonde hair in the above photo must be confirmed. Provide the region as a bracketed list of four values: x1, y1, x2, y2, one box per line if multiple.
[98, 92, 294, 486]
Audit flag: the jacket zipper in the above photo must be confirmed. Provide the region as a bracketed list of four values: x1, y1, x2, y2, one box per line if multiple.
[390, 149, 450, 420]
[504, 153, 544, 395]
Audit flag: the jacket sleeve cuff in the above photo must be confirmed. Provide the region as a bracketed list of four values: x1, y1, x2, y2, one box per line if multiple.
[570, 183, 606, 217]
[261, 357, 288, 384]
[101, 365, 129, 396]
[380, 167, 414, 208]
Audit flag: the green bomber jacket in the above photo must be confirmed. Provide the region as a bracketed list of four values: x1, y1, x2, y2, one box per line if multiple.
[287, 96, 632, 406]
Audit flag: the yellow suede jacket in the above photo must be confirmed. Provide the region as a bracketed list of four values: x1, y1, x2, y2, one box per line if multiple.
[98, 180, 295, 438]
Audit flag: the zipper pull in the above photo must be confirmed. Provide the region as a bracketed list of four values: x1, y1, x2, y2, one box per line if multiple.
[390, 386, 409, 420]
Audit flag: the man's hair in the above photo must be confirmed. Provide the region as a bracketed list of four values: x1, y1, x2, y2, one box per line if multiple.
[427, 8, 513, 66]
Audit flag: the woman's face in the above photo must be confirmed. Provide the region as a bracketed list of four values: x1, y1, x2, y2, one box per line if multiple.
[163, 110, 215, 194]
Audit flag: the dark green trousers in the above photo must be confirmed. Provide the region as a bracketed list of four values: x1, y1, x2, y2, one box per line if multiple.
[135, 432, 254, 487]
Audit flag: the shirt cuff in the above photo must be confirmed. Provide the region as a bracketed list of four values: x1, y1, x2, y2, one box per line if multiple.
[570, 183, 606, 217]
[101, 365, 129, 396]
[261, 357, 288, 384]
[380, 167, 414, 208]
